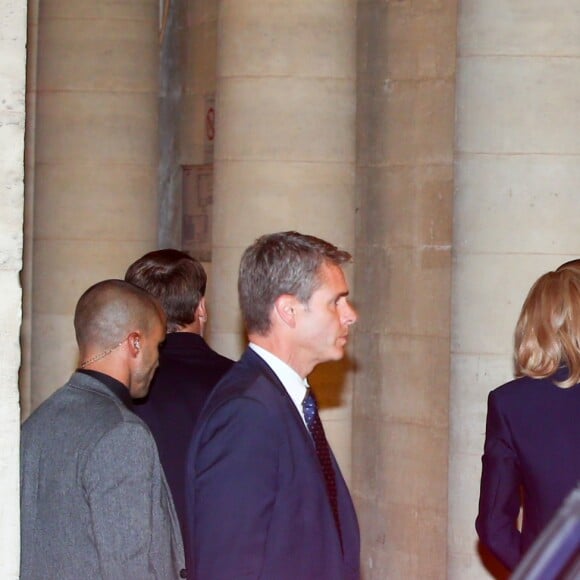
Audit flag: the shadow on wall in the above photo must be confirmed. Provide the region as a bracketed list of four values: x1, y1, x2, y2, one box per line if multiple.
[310, 355, 356, 410]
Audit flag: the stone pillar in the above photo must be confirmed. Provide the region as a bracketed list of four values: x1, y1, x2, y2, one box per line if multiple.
[158, 0, 187, 250]
[168, 0, 220, 296]
[449, 2, 580, 578]
[20, 0, 39, 421]
[210, 0, 357, 477]
[354, 1, 457, 578]
[181, 0, 218, 168]
[27, 0, 160, 412]
[0, 0, 27, 574]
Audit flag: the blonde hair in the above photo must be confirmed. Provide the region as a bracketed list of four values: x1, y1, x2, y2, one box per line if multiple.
[557, 258, 580, 275]
[515, 266, 580, 387]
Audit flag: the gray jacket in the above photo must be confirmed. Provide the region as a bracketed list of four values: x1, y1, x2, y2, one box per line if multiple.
[20, 372, 185, 579]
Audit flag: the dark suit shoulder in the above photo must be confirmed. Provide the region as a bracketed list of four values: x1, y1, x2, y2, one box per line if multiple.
[491, 372, 580, 410]
[203, 368, 274, 415]
[490, 375, 535, 405]
[160, 333, 233, 370]
[161, 349, 233, 376]
[193, 350, 295, 440]
[139, 336, 234, 410]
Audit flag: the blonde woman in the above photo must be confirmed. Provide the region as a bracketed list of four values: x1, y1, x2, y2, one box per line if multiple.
[476, 264, 580, 571]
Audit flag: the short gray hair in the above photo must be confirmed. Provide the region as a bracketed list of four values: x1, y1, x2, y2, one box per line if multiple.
[238, 231, 351, 335]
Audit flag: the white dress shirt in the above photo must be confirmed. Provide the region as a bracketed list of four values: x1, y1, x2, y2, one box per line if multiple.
[249, 342, 309, 427]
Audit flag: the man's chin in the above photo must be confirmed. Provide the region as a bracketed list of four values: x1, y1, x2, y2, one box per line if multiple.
[130, 382, 150, 399]
[328, 346, 345, 361]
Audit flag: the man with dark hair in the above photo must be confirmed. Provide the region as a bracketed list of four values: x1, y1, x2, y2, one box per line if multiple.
[21, 280, 185, 579]
[125, 249, 233, 543]
[185, 231, 361, 579]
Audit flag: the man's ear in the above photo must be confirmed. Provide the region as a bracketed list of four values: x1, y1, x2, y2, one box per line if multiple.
[196, 296, 207, 322]
[274, 294, 298, 328]
[127, 331, 142, 358]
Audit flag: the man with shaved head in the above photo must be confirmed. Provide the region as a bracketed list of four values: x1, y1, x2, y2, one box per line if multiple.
[20, 280, 186, 579]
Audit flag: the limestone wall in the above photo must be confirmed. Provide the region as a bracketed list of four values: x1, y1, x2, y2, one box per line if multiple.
[450, 2, 580, 577]
[209, 0, 358, 479]
[0, 0, 27, 575]
[354, 1, 457, 577]
[27, 0, 160, 411]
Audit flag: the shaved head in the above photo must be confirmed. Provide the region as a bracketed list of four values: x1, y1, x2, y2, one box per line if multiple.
[74, 279, 164, 351]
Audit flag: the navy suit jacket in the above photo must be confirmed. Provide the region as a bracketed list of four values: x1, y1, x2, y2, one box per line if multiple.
[476, 369, 580, 570]
[185, 347, 360, 579]
[133, 332, 233, 544]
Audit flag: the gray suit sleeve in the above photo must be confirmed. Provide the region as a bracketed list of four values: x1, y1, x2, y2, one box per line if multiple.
[82, 421, 172, 579]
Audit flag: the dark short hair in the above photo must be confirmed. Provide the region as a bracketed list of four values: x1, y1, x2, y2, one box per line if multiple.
[238, 231, 352, 335]
[125, 249, 207, 332]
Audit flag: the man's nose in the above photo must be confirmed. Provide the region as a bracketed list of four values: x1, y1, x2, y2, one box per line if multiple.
[342, 302, 357, 325]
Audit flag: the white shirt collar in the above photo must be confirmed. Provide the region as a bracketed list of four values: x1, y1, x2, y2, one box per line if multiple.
[249, 343, 309, 426]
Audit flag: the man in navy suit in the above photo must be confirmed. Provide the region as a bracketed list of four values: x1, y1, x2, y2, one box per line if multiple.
[125, 249, 234, 546]
[185, 231, 361, 579]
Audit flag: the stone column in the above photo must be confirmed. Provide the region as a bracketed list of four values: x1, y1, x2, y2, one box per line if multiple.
[354, 1, 457, 578]
[158, 0, 187, 250]
[0, 0, 27, 574]
[27, 0, 160, 411]
[449, 2, 580, 578]
[210, 0, 357, 477]
[174, 0, 219, 293]
[181, 0, 219, 168]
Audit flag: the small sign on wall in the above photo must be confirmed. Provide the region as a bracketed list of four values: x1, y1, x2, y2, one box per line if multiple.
[182, 164, 213, 262]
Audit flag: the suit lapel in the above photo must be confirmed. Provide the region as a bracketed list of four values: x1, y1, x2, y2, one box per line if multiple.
[242, 347, 317, 448]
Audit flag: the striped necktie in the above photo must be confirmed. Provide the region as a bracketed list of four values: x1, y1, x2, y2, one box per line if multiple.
[302, 388, 342, 545]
